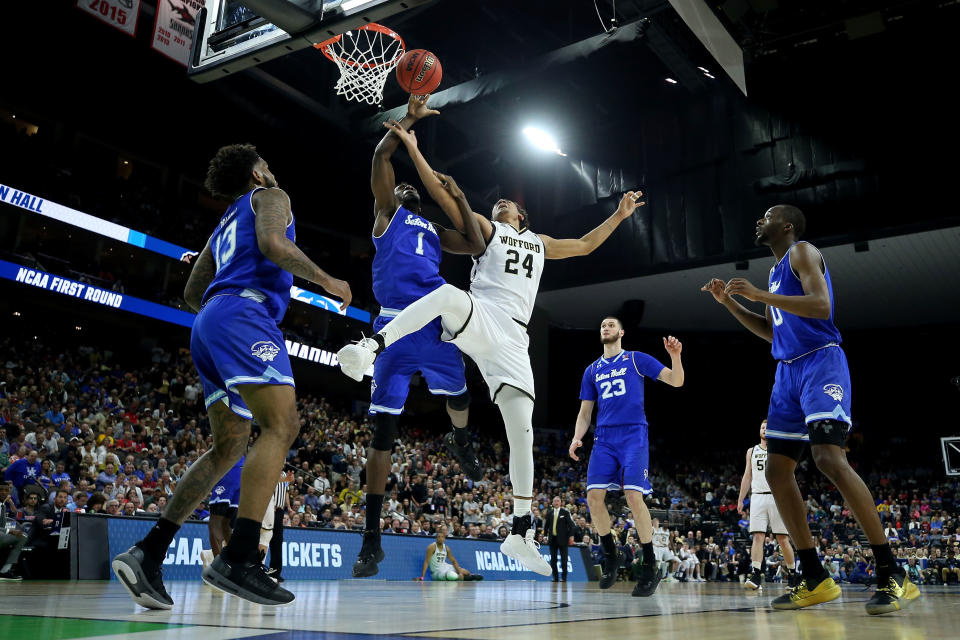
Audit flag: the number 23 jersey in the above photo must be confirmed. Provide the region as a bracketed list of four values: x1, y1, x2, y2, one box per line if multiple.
[469, 221, 544, 325]
[580, 350, 667, 428]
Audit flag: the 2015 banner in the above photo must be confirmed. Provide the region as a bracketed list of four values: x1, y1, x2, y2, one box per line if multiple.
[77, 0, 141, 37]
[152, 0, 202, 66]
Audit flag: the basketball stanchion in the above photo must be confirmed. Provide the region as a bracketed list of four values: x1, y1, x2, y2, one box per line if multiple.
[315, 23, 406, 106]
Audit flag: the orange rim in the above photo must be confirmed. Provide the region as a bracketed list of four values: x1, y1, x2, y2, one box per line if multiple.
[314, 23, 405, 70]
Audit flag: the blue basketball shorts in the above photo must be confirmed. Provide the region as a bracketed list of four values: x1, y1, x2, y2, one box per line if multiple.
[209, 456, 244, 508]
[191, 294, 295, 420]
[766, 345, 852, 442]
[586, 424, 652, 494]
[369, 313, 467, 414]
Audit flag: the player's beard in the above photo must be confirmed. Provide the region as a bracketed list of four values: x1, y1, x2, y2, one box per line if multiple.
[600, 335, 619, 345]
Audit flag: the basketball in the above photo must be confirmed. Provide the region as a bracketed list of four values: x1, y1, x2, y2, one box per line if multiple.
[396, 49, 442, 94]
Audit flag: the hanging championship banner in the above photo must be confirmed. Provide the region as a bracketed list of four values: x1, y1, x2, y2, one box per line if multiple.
[76, 0, 141, 37]
[151, 0, 202, 66]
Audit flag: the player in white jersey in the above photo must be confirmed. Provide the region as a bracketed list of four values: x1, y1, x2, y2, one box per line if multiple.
[338, 120, 645, 576]
[418, 530, 482, 581]
[738, 419, 797, 590]
[650, 518, 680, 579]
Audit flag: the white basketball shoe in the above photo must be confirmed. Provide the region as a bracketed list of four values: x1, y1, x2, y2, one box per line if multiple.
[337, 337, 380, 381]
[501, 527, 552, 576]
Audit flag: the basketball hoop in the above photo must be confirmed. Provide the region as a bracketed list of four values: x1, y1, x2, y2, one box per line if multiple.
[316, 24, 405, 106]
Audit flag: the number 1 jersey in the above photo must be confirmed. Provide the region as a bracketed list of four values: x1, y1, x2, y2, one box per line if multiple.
[580, 350, 666, 427]
[200, 187, 295, 323]
[372, 205, 445, 310]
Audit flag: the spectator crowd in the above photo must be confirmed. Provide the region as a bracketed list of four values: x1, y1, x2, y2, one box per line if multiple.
[2, 335, 958, 585]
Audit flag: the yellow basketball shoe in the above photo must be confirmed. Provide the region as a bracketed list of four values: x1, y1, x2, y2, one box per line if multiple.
[771, 575, 842, 610]
[865, 571, 921, 615]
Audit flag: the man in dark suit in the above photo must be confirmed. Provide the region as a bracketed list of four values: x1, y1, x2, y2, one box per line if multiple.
[545, 496, 574, 582]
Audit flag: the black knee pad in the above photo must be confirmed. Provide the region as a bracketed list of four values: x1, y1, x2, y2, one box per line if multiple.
[807, 420, 848, 447]
[766, 437, 807, 462]
[371, 412, 399, 451]
[446, 390, 471, 412]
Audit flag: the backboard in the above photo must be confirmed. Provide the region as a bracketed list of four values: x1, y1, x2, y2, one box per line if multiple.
[188, 0, 430, 82]
[942, 437, 960, 477]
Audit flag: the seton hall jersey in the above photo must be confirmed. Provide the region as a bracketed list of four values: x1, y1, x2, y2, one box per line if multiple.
[769, 242, 842, 361]
[372, 206, 445, 310]
[200, 187, 295, 323]
[751, 444, 770, 493]
[580, 350, 666, 428]
[470, 221, 544, 325]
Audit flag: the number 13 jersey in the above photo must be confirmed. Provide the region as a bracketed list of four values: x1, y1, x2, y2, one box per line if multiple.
[469, 221, 544, 325]
[580, 350, 667, 427]
[201, 187, 295, 323]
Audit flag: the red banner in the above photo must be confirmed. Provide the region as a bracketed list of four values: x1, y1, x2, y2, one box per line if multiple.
[151, 0, 202, 66]
[76, 0, 141, 37]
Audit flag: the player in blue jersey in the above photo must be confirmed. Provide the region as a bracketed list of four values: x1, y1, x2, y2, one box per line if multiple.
[702, 204, 919, 614]
[569, 317, 684, 597]
[201, 456, 245, 569]
[351, 95, 486, 578]
[113, 144, 352, 609]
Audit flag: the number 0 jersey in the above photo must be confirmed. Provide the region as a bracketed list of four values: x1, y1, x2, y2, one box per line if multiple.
[372, 205, 445, 310]
[580, 350, 666, 427]
[769, 241, 842, 361]
[469, 221, 544, 325]
[200, 187, 295, 323]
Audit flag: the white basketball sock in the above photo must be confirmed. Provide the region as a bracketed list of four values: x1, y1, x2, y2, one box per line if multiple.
[496, 386, 535, 514]
[379, 283, 472, 348]
[752, 560, 762, 570]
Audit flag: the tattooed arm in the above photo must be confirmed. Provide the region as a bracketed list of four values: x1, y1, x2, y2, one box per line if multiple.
[253, 188, 352, 309]
[183, 239, 215, 312]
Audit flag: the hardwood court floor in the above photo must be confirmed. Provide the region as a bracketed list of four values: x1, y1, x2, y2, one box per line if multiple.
[0, 579, 953, 640]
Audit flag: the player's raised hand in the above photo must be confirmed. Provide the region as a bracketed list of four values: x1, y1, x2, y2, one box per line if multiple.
[433, 171, 464, 199]
[724, 278, 764, 302]
[663, 335, 682, 356]
[407, 94, 439, 120]
[323, 277, 352, 311]
[569, 439, 583, 461]
[383, 119, 418, 149]
[700, 278, 730, 303]
[615, 190, 646, 220]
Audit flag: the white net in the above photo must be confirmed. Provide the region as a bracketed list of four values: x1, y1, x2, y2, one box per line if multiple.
[322, 24, 405, 106]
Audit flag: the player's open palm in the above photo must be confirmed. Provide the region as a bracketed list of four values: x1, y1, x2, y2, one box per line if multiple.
[407, 93, 439, 120]
[701, 278, 730, 304]
[663, 335, 682, 356]
[615, 191, 645, 220]
[569, 439, 583, 461]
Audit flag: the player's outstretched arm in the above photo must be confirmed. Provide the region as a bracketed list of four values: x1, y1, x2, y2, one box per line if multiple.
[372, 95, 437, 216]
[253, 188, 352, 309]
[569, 400, 595, 461]
[737, 448, 752, 515]
[539, 191, 644, 259]
[700, 278, 772, 342]
[656, 336, 684, 387]
[724, 244, 831, 320]
[431, 171, 486, 255]
[419, 543, 435, 580]
[183, 238, 215, 312]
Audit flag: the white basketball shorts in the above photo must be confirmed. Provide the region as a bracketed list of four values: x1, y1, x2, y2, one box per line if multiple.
[749, 493, 788, 535]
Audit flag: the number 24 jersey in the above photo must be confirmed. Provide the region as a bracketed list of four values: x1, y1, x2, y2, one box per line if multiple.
[580, 350, 666, 428]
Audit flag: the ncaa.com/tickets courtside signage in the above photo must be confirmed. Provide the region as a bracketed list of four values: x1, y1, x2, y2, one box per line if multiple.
[102, 516, 589, 581]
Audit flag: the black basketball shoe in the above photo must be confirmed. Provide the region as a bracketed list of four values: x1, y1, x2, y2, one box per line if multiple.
[112, 545, 174, 610]
[632, 563, 662, 597]
[353, 529, 385, 577]
[599, 549, 622, 589]
[444, 432, 483, 481]
[202, 553, 295, 606]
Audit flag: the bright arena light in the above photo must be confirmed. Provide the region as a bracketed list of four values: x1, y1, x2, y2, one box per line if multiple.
[522, 126, 567, 156]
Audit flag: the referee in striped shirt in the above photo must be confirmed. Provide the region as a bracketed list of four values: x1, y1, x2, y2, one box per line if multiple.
[265, 471, 291, 582]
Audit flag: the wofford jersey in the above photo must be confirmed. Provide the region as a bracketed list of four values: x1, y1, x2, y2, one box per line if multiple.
[751, 445, 770, 494]
[469, 221, 544, 325]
